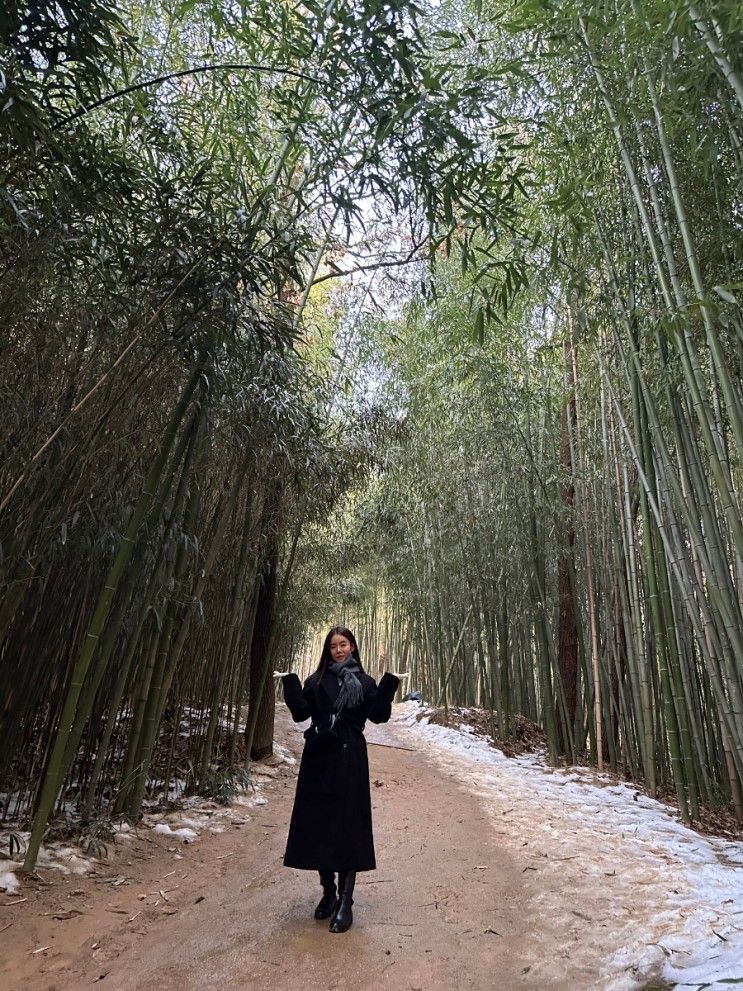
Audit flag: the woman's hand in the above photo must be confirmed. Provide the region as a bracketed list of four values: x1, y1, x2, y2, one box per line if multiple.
[273, 670, 290, 678]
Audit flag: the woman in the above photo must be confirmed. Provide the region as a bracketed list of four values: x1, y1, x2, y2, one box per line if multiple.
[274, 626, 404, 933]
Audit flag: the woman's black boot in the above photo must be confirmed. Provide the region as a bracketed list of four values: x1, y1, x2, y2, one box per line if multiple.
[314, 871, 337, 920]
[329, 870, 356, 933]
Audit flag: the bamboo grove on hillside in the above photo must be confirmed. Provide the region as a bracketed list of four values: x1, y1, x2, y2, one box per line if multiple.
[296, 0, 743, 826]
[0, 0, 524, 870]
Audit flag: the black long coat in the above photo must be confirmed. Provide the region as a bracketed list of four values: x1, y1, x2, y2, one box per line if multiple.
[282, 668, 399, 872]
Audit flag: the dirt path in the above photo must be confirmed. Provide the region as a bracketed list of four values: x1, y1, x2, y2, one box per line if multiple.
[1, 712, 602, 991]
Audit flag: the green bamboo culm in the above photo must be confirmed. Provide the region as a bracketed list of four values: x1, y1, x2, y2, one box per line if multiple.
[58, 407, 202, 788]
[125, 469, 202, 818]
[22, 358, 205, 872]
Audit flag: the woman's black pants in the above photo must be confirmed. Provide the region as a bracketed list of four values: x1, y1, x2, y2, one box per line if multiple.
[319, 870, 352, 893]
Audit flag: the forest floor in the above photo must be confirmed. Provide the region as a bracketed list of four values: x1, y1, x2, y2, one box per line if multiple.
[1, 706, 742, 991]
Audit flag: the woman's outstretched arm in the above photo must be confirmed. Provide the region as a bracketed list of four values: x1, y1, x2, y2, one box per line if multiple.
[277, 672, 312, 722]
[366, 673, 401, 724]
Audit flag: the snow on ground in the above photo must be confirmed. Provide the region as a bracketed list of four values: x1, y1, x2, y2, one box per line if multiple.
[0, 869, 20, 894]
[0, 740, 297, 895]
[0, 845, 92, 899]
[153, 823, 199, 841]
[389, 704, 743, 991]
[135, 742, 295, 843]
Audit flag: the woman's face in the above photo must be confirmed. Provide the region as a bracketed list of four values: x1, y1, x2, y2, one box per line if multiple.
[329, 634, 354, 664]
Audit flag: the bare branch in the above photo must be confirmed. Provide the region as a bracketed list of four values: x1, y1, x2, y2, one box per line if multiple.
[311, 243, 428, 286]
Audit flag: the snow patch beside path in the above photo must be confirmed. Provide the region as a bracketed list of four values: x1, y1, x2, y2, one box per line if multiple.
[153, 823, 198, 841]
[0, 740, 297, 894]
[0, 869, 20, 895]
[389, 704, 743, 991]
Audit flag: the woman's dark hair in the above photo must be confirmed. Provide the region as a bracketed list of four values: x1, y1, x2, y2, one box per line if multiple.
[314, 625, 364, 676]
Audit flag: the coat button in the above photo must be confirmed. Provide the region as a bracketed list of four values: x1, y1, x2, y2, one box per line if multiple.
[342, 743, 348, 749]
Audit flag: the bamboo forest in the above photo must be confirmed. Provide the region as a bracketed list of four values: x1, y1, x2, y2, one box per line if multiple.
[1, 1, 743, 984]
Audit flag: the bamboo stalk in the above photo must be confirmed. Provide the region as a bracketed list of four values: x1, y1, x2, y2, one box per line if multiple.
[22, 358, 205, 871]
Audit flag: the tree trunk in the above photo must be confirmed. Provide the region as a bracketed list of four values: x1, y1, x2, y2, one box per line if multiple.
[557, 347, 578, 758]
[246, 543, 279, 762]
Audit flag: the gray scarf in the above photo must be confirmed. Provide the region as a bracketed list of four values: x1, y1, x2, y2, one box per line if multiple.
[327, 658, 364, 711]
